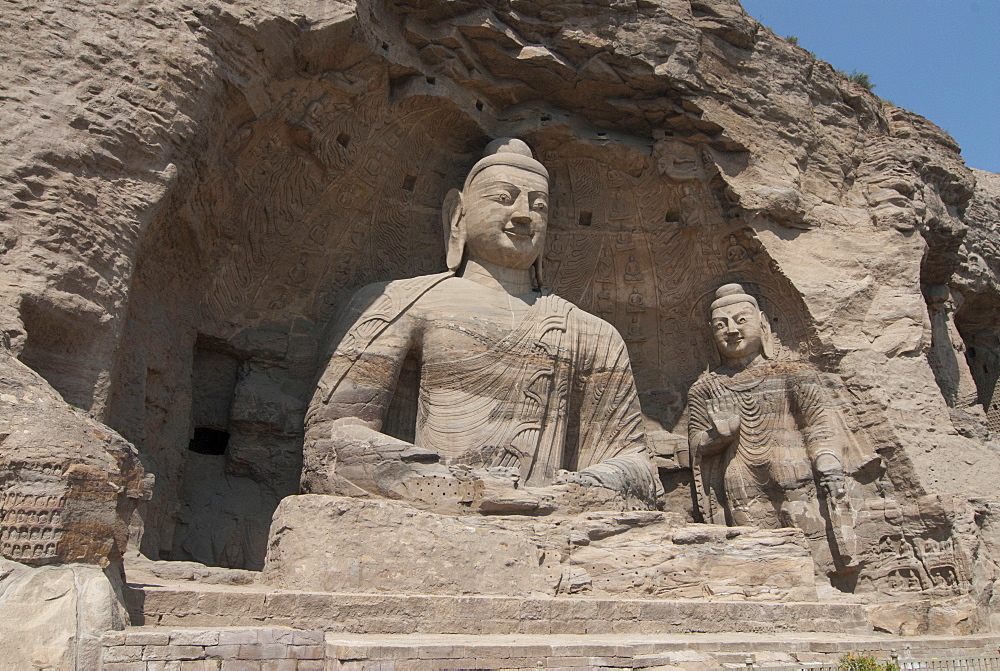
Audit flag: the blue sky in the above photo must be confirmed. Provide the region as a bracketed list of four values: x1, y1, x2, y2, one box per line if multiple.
[740, 0, 999, 174]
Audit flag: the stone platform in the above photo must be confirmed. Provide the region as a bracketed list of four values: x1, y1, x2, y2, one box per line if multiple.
[99, 626, 1000, 670]
[262, 496, 820, 602]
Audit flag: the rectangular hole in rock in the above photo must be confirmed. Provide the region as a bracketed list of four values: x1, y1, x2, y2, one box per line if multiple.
[188, 427, 230, 456]
[579, 211, 593, 227]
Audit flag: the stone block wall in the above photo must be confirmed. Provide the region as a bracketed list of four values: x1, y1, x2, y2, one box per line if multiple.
[101, 627, 325, 670]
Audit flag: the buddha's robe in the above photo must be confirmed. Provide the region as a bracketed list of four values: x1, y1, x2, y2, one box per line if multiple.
[305, 273, 661, 510]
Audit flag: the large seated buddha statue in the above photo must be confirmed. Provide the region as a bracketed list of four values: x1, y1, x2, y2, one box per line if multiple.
[301, 139, 662, 514]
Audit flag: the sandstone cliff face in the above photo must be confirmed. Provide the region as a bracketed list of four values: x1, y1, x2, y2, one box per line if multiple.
[0, 0, 997, 585]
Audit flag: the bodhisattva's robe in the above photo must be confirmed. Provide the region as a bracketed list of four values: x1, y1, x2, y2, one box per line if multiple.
[304, 273, 661, 510]
[686, 360, 842, 528]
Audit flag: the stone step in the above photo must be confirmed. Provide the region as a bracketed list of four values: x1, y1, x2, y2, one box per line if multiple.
[100, 627, 1000, 670]
[125, 583, 873, 635]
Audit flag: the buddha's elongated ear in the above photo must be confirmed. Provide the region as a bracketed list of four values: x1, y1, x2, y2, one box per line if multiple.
[532, 229, 545, 290]
[760, 310, 775, 359]
[442, 188, 465, 271]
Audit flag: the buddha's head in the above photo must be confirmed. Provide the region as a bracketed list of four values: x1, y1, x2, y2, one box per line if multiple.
[443, 138, 549, 283]
[709, 283, 774, 363]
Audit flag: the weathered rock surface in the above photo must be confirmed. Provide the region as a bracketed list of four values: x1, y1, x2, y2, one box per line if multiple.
[263, 495, 817, 600]
[0, 559, 128, 670]
[0, 348, 148, 566]
[263, 495, 551, 596]
[1, 0, 998, 640]
[0, 342, 147, 669]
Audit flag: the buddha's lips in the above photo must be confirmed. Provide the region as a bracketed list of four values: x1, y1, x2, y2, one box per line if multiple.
[504, 228, 533, 239]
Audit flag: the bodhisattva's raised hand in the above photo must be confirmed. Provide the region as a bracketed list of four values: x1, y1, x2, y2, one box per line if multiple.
[708, 394, 741, 439]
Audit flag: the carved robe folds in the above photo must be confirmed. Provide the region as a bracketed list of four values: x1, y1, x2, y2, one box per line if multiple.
[687, 361, 843, 528]
[303, 274, 661, 511]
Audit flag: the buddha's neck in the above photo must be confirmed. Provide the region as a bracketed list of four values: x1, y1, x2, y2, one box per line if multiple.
[462, 258, 534, 296]
[720, 352, 764, 374]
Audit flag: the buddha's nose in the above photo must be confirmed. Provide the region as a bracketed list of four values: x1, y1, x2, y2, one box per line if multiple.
[510, 193, 531, 223]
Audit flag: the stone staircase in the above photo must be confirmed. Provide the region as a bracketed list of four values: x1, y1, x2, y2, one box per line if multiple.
[96, 580, 1000, 669]
[100, 625, 1000, 670]
[125, 582, 872, 636]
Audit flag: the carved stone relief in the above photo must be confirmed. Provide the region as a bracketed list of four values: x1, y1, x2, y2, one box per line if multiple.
[0, 350, 149, 570]
[301, 139, 662, 515]
[201, 63, 485, 332]
[0, 486, 65, 564]
[0, 0, 996, 647]
[107, 62, 493, 568]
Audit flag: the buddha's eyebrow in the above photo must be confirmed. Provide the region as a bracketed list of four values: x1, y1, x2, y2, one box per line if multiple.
[482, 181, 521, 193]
[484, 180, 547, 194]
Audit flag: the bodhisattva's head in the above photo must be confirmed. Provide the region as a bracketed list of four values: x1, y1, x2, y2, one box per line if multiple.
[709, 283, 774, 365]
[442, 138, 549, 282]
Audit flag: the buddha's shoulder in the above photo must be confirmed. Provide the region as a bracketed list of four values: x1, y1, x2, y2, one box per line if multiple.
[689, 369, 718, 391]
[348, 272, 452, 304]
[342, 273, 453, 321]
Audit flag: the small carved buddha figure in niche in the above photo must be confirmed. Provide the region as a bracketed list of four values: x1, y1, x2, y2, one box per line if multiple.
[686, 283, 851, 561]
[304, 139, 661, 514]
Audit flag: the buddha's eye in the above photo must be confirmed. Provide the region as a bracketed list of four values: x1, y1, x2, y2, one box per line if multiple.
[736, 317, 746, 324]
[498, 193, 512, 204]
[532, 201, 547, 212]
[714, 322, 725, 330]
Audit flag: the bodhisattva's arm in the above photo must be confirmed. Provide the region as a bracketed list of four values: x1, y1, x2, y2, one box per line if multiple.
[790, 370, 846, 498]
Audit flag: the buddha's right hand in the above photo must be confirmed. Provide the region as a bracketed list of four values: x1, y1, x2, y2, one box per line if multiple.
[553, 469, 603, 487]
[707, 396, 741, 439]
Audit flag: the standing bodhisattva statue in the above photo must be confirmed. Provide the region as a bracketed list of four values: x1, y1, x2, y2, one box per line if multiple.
[303, 139, 661, 513]
[687, 283, 855, 565]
